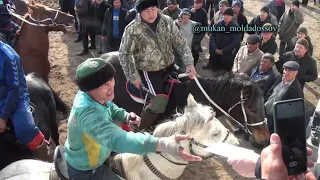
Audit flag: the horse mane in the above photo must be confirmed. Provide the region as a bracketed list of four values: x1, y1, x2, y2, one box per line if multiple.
[198, 71, 262, 105]
[152, 102, 215, 137]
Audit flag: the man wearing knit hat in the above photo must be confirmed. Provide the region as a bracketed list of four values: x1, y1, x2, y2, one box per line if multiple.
[232, 0, 247, 41]
[119, 0, 196, 129]
[278, 0, 304, 57]
[64, 58, 202, 180]
[276, 38, 317, 89]
[247, 5, 277, 35]
[285, 25, 313, 56]
[208, 7, 241, 71]
[175, 8, 203, 70]
[162, 0, 181, 20]
[212, 0, 229, 24]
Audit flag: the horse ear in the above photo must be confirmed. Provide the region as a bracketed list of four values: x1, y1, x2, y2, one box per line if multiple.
[253, 75, 270, 88]
[187, 93, 197, 107]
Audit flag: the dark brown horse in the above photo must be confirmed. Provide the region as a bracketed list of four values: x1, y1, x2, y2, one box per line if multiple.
[101, 52, 270, 147]
[13, 2, 74, 82]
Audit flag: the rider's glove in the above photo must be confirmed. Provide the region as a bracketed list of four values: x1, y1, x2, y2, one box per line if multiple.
[157, 134, 182, 157]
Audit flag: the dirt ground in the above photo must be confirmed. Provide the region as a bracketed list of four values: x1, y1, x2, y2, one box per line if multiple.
[37, 0, 320, 179]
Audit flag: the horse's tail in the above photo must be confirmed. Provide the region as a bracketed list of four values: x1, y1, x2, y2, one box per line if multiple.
[51, 88, 70, 118]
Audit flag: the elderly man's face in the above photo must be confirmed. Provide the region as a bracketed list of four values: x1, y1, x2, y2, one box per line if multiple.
[96, 78, 116, 102]
[294, 44, 307, 57]
[141, 6, 158, 23]
[247, 43, 259, 53]
[259, 58, 273, 72]
[283, 68, 298, 82]
[167, 3, 176, 11]
[219, 4, 227, 12]
[297, 32, 306, 39]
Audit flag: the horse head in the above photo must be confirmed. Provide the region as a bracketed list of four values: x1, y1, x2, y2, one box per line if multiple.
[26, 3, 74, 33]
[186, 72, 270, 148]
[152, 93, 239, 163]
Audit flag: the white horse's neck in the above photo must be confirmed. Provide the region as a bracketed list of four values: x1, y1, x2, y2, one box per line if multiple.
[146, 153, 187, 179]
[122, 140, 190, 180]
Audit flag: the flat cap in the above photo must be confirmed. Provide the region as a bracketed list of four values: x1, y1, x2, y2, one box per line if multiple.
[283, 61, 300, 71]
[247, 34, 260, 44]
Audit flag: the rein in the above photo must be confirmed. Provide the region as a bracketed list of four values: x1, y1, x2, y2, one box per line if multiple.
[7, 5, 62, 28]
[143, 129, 232, 180]
[192, 75, 267, 135]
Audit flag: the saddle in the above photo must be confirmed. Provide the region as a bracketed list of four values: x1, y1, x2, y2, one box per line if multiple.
[51, 145, 68, 180]
[51, 146, 126, 180]
[126, 71, 184, 104]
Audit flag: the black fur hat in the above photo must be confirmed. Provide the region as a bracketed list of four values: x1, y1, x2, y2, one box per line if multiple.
[76, 58, 116, 92]
[135, 0, 158, 13]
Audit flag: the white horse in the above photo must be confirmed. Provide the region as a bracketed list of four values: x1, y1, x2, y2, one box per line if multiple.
[119, 93, 239, 180]
[0, 94, 239, 180]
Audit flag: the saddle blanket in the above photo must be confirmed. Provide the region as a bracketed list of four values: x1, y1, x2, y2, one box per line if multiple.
[126, 79, 178, 104]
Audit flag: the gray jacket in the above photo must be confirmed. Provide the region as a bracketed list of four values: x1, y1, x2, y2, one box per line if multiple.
[278, 9, 304, 43]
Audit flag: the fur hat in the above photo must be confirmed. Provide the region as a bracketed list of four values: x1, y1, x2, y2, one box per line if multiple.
[223, 7, 233, 16]
[135, 0, 158, 13]
[297, 26, 308, 36]
[76, 58, 116, 92]
[296, 38, 309, 49]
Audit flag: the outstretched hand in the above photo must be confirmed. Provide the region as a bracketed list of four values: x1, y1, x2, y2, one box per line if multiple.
[176, 134, 202, 162]
[157, 134, 202, 162]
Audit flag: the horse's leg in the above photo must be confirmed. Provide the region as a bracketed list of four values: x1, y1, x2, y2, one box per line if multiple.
[48, 101, 59, 146]
[51, 87, 69, 118]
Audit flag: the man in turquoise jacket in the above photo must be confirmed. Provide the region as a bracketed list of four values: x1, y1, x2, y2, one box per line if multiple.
[65, 58, 202, 180]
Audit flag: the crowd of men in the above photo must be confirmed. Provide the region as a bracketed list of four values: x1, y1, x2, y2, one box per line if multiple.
[55, 0, 320, 139]
[0, 0, 320, 179]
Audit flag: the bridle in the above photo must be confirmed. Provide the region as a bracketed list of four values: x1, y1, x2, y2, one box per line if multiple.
[7, 5, 62, 28]
[192, 75, 267, 135]
[143, 127, 233, 180]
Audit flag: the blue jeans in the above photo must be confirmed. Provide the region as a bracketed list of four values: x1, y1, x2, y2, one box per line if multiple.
[7, 99, 40, 145]
[67, 162, 124, 180]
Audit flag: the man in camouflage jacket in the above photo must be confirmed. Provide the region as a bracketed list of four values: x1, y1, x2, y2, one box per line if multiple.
[119, 0, 196, 130]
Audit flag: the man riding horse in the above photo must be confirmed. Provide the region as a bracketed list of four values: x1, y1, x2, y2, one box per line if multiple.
[0, 40, 49, 160]
[119, 0, 197, 130]
[0, 0, 20, 47]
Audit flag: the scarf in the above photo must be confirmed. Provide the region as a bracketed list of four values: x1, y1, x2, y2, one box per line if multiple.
[275, 0, 283, 6]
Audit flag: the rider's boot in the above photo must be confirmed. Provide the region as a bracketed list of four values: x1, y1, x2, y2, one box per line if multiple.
[27, 131, 51, 162]
[139, 95, 169, 131]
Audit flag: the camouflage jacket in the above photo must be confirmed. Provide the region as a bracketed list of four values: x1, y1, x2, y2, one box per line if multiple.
[118, 11, 194, 82]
